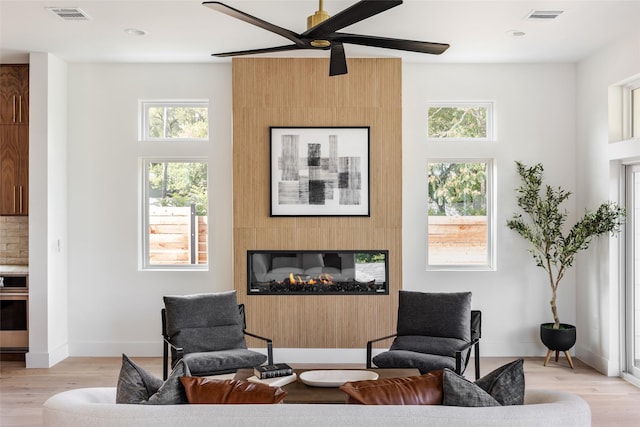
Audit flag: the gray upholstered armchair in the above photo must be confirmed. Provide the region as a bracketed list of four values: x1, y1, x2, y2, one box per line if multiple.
[366, 291, 481, 379]
[161, 291, 273, 380]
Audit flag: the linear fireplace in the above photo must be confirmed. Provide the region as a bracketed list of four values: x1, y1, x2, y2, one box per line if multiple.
[247, 250, 388, 295]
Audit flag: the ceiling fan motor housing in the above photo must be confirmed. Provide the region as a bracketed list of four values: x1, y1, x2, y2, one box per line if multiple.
[308, 6, 331, 47]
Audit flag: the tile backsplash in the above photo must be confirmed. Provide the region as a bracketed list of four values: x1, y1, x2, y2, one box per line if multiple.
[0, 216, 28, 265]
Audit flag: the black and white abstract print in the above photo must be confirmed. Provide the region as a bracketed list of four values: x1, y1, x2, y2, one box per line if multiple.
[271, 127, 369, 216]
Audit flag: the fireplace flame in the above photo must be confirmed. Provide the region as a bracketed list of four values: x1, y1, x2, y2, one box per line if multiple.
[287, 272, 334, 285]
[319, 273, 334, 284]
[288, 273, 306, 285]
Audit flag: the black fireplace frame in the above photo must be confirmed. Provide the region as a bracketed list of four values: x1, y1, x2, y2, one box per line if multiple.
[247, 249, 389, 296]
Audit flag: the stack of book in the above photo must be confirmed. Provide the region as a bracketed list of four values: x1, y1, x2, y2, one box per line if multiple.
[248, 363, 296, 387]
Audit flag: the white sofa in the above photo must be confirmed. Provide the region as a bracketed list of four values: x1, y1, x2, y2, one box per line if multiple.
[43, 387, 591, 427]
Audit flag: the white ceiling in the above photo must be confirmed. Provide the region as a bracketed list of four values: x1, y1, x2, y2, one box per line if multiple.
[1, 0, 640, 65]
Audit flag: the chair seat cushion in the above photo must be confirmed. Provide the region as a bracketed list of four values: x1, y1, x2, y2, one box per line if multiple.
[372, 350, 459, 374]
[389, 335, 470, 357]
[183, 348, 267, 376]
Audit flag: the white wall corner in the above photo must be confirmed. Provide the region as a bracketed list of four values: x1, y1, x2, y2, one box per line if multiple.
[576, 343, 619, 376]
[25, 342, 69, 368]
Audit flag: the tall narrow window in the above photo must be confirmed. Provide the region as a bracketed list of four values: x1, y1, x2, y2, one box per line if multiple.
[427, 160, 494, 269]
[633, 87, 640, 138]
[427, 102, 494, 141]
[141, 160, 208, 270]
[140, 100, 209, 141]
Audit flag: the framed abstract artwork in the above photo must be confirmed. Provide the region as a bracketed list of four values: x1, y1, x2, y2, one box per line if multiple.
[270, 126, 370, 217]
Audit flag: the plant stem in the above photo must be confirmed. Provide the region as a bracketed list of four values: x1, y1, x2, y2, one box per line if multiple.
[545, 255, 561, 329]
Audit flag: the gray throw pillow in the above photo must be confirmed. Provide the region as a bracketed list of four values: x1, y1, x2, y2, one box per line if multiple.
[442, 359, 525, 407]
[475, 359, 525, 405]
[116, 354, 163, 404]
[442, 369, 500, 407]
[116, 353, 191, 405]
[145, 359, 191, 405]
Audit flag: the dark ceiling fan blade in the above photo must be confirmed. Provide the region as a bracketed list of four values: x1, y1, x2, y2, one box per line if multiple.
[331, 33, 449, 55]
[304, 0, 402, 39]
[329, 42, 348, 76]
[203, 1, 304, 45]
[211, 44, 304, 57]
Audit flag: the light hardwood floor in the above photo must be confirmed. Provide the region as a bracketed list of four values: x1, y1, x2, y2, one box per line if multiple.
[1, 356, 640, 426]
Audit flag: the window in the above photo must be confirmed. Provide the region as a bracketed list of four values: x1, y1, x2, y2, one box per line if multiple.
[427, 102, 494, 141]
[140, 100, 209, 141]
[427, 160, 494, 269]
[633, 86, 640, 138]
[141, 160, 208, 270]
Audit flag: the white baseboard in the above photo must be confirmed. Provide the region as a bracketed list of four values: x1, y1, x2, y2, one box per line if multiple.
[26, 343, 69, 368]
[69, 341, 161, 357]
[66, 341, 560, 362]
[272, 348, 368, 364]
[575, 344, 619, 376]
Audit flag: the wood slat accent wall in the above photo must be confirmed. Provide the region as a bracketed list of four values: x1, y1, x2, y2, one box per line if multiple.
[232, 58, 402, 349]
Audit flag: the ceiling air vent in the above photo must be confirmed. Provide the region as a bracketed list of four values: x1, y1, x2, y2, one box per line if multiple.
[46, 7, 91, 21]
[525, 10, 564, 20]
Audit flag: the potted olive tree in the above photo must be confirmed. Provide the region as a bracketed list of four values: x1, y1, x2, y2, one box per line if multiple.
[506, 162, 625, 367]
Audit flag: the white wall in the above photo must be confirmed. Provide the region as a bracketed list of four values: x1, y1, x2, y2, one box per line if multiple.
[66, 64, 233, 356]
[27, 53, 69, 368]
[403, 63, 577, 357]
[62, 61, 578, 360]
[575, 29, 640, 375]
[58, 58, 638, 366]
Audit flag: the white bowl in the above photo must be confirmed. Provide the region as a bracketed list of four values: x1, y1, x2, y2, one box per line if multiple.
[298, 370, 379, 387]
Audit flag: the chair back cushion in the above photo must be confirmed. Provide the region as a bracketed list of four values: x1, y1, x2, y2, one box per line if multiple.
[163, 291, 246, 354]
[396, 291, 471, 341]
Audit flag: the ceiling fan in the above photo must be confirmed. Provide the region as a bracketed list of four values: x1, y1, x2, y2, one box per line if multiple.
[203, 0, 449, 76]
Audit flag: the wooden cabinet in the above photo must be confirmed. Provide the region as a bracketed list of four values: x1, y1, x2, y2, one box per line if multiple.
[0, 64, 29, 215]
[0, 126, 28, 215]
[0, 65, 29, 124]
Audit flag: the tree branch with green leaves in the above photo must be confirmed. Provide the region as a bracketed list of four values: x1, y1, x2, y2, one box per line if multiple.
[506, 161, 625, 329]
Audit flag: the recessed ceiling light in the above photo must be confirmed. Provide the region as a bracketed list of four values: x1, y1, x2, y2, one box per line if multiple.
[508, 30, 526, 37]
[124, 28, 147, 36]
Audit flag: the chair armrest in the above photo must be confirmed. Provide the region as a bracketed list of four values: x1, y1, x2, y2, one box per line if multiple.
[163, 337, 184, 354]
[244, 330, 274, 365]
[454, 337, 480, 379]
[366, 333, 397, 369]
[162, 337, 184, 380]
[456, 337, 479, 353]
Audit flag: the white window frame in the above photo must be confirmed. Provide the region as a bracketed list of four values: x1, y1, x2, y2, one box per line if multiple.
[426, 158, 496, 271]
[139, 157, 209, 271]
[139, 99, 209, 142]
[623, 80, 640, 140]
[426, 101, 496, 142]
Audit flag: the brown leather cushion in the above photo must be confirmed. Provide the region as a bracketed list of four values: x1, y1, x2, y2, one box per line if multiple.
[339, 370, 443, 405]
[179, 376, 287, 404]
